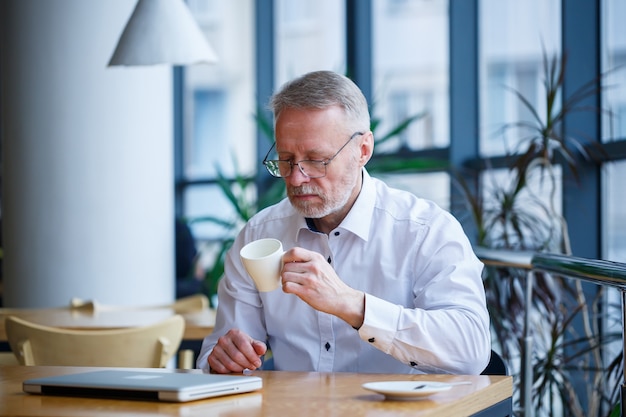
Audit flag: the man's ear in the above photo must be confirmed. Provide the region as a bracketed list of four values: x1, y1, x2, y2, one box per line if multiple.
[359, 131, 374, 166]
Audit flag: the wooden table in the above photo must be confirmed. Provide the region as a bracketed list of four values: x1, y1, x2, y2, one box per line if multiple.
[0, 307, 215, 343]
[0, 366, 512, 417]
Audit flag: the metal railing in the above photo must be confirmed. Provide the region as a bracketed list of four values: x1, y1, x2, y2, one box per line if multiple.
[477, 248, 626, 417]
[531, 253, 626, 417]
[475, 247, 535, 417]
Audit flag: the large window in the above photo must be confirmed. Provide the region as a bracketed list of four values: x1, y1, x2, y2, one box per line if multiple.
[371, 0, 450, 207]
[601, 0, 626, 402]
[275, 0, 345, 86]
[605, 162, 626, 261]
[602, 0, 626, 262]
[479, 0, 561, 157]
[476, 0, 562, 252]
[373, 0, 449, 152]
[182, 0, 256, 241]
[602, 0, 626, 143]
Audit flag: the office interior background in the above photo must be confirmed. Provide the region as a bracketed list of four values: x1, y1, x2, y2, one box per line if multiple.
[0, 1, 624, 310]
[0, 1, 624, 414]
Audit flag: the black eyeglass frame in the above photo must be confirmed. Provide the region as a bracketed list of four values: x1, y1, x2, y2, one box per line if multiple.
[262, 131, 365, 179]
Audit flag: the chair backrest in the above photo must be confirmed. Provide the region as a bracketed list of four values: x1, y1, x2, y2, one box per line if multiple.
[0, 352, 19, 366]
[5, 314, 185, 368]
[481, 349, 509, 375]
[169, 294, 209, 313]
[67, 294, 209, 314]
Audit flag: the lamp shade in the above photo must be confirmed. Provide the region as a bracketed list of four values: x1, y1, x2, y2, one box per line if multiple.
[108, 0, 218, 66]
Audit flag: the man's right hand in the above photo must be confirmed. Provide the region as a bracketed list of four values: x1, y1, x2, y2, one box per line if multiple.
[207, 328, 267, 373]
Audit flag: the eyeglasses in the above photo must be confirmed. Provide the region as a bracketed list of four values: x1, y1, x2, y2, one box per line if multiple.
[262, 132, 364, 179]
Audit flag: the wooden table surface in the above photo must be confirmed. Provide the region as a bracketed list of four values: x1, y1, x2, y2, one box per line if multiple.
[0, 366, 512, 417]
[0, 307, 215, 342]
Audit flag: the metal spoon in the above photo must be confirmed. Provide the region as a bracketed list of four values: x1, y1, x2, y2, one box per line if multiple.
[414, 381, 472, 390]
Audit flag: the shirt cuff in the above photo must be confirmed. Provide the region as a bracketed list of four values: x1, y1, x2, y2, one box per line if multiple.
[357, 293, 402, 353]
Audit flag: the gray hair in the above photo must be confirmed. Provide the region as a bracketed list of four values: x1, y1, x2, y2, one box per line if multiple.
[269, 70, 370, 132]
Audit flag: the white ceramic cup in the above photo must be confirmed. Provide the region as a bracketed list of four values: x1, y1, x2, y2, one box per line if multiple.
[240, 238, 284, 292]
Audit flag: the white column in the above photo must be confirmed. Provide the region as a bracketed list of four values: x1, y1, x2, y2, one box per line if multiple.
[0, 0, 175, 307]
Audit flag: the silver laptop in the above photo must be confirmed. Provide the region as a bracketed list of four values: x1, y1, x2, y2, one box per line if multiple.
[23, 370, 263, 402]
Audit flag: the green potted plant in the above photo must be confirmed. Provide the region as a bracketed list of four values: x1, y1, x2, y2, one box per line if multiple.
[455, 49, 620, 416]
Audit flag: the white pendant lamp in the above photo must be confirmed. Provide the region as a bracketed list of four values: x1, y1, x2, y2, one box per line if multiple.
[108, 0, 218, 66]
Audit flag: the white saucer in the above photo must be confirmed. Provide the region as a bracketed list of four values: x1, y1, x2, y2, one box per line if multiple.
[362, 381, 453, 400]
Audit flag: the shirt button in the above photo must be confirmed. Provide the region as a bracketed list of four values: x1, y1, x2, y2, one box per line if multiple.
[334, 231, 340, 236]
[368, 338, 375, 343]
[410, 361, 418, 367]
[325, 342, 331, 351]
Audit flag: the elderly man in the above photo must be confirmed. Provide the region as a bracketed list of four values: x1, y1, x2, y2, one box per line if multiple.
[197, 70, 490, 375]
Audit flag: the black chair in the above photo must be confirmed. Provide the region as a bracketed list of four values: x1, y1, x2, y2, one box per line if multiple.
[481, 349, 508, 375]
[480, 350, 512, 416]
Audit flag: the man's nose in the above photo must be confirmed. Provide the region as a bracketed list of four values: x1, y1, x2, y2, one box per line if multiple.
[286, 164, 311, 186]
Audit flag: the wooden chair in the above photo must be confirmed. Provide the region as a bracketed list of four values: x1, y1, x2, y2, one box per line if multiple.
[167, 294, 209, 314]
[0, 352, 19, 366]
[63, 294, 209, 369]
[67, 294, 209, 314]
[4, 314, 185, 367]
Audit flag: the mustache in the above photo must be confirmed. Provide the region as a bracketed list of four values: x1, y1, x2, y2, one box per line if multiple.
[289, 185, 320, 196]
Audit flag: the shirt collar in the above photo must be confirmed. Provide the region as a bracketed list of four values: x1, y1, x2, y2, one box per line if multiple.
[295, 168, 375, 242]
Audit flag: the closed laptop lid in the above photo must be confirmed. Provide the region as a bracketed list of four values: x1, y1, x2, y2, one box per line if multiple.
[23, 370, 263, 402]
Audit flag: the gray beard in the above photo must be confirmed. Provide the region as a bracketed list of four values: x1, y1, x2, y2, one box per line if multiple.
[288, 181, 354, 219]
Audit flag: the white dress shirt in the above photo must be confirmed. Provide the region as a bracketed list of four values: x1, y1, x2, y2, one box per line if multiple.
[197, 169, 491, 374]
